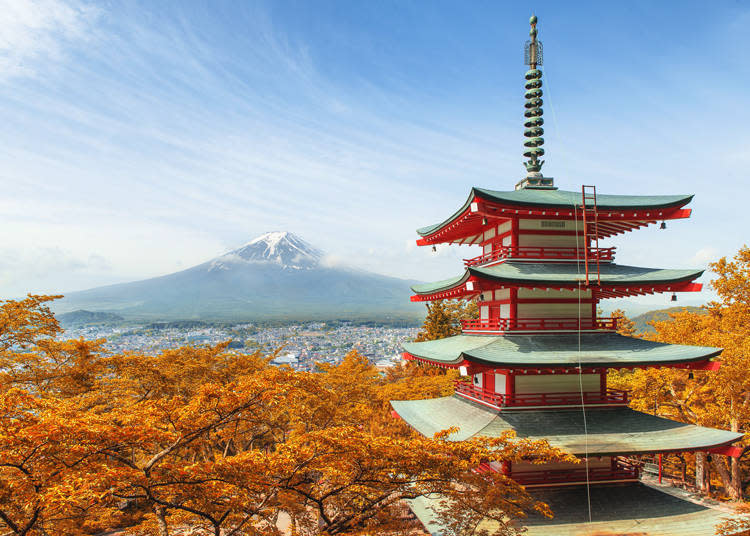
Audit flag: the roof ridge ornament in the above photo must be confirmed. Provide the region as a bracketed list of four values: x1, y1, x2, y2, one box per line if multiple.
[516, 14, 555, 191]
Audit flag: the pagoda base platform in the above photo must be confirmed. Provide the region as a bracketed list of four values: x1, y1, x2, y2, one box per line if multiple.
[409, 482, 743, 535]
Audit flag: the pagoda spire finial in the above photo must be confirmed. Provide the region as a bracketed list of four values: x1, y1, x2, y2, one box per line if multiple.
[523, 14, 544, 175]
[516, 15, 553, 190]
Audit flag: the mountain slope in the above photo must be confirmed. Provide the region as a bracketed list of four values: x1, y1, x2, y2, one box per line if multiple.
[631, 306, 706, 334]
[55, 232, 421, 321]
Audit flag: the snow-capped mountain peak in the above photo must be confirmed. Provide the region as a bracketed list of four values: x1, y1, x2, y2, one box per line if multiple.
[212, 232, 323, 270]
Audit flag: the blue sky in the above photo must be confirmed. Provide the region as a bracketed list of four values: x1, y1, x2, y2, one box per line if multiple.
[1, 0, 749, 312]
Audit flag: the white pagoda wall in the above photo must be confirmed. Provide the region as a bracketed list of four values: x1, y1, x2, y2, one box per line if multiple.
[518, 233, 580, 248]
[516, 303, 592, 318]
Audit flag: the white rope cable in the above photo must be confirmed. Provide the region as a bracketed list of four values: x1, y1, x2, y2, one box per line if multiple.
[575, 190, 593, 525]
[545, 62, 593, 523]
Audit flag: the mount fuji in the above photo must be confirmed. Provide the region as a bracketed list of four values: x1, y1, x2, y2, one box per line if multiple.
[54, 232, 421, 321]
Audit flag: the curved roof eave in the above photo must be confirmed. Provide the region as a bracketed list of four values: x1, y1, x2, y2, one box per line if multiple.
[411, 271, 470, 294]
[416, 187, 694, 238]
[411, 263, 704, 296]
[402, 333, 722, 368]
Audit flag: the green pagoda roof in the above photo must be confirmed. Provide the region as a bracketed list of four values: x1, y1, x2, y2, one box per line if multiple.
[390, 396, 742, 456]
[402, 332, 721, 368]
[417, 187, 693, 237]
[411, 262, 703, 295]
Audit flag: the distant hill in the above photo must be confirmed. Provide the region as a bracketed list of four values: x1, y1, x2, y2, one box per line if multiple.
[631, 306, 706, 334]
[54, 232, 422, 322]
[58, 309, 125, 327]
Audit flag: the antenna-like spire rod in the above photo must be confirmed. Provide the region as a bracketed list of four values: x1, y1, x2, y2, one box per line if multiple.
[523, 15, 544, 175]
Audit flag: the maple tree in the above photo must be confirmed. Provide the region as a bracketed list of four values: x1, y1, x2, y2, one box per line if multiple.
[611, 307, 637, 337]
[415, 299, 479, 342]
[610, 247, 750, 502]
[0, 296, 568, 536]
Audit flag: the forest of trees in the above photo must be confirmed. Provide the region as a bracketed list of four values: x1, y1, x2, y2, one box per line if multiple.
[0, 295, 567, 536]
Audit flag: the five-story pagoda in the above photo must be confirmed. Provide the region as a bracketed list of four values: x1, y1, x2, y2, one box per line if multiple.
[392, 15, 743, 535]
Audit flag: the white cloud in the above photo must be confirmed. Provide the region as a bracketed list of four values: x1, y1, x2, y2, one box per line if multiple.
[0, 246, 98, 290]
[690, 247, 720, 267]
[0, 0, 98, 80]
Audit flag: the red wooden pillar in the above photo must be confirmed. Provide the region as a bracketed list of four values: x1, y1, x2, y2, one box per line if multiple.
[509, 287, 518, 329]
[505, 372, 515, 405]
[483, 371, 496, 395]
[510, 218, 518, 249]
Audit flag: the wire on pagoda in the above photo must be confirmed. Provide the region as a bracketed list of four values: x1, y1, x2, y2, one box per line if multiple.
[540, 65, 564, 164]
[574, 198, 593, 524]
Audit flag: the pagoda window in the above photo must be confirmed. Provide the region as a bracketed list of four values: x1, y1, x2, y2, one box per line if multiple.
[494, 288, 511, 301]
[515, 373, 600, 395]
[483, 227, 496, 241]
[498, 303, 510, 318]
[501, 235, 512, 247]
[496, 221, 512, 236]
[480, 306, 490, 320]
[483, 243, 492, 255]
[472, 373, 483, 389]
[517, 233, 579, 248]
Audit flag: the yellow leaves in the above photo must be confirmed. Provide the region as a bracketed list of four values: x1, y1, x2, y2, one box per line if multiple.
[415, 299, 478, 342]
[0, 295, 563, 536]
[610, 246, 750, 501]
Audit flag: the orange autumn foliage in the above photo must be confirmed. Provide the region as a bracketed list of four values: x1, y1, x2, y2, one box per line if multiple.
[0, 295, 569, 536]
[610, 247, 750, 512]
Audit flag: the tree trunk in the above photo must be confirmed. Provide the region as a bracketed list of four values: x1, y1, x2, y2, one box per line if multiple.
[730, 416, 743, 500]
[153, 504, 169, 536]
[711, 455, 739, 499]
[696, 452, 705, 491]
[731, 454, 743, 500]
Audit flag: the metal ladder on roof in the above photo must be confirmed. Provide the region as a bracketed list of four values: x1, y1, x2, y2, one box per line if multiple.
[581, 185, 601, 286]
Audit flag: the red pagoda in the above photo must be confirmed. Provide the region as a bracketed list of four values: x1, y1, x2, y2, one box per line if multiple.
[392, 15, 744, 535]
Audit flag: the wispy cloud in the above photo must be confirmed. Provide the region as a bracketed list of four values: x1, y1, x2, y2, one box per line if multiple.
[0, 0, 98, 80]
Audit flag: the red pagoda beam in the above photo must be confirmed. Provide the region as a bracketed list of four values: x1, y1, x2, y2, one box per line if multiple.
[413, 280, 703, 302]
[673, 360, 721, 371]
[707, 445, 744, 458]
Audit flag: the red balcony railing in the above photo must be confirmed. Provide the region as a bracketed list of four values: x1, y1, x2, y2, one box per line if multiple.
[454, 381, 629, 408]
[511, 460, 639, 486]
[464, 246, 615, 267]
[461, 317, 618, 333]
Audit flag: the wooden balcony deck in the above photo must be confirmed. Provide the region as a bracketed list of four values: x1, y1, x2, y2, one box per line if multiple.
[461, 316, 618, 333]
[454, 381, 629, 409]
[463, 246, 615, 267]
